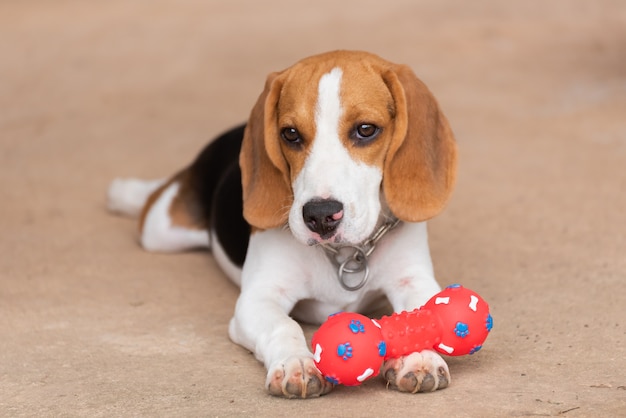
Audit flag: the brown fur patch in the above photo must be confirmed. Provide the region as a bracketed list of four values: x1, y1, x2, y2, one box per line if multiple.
[382, 63, 458, 222]
[168, 170, 205, 230]
[239, 71, 294, 230]
[138, 169, 205, 234]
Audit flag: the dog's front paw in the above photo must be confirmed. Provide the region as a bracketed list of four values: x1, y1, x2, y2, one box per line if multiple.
[382, 350, 450, 393]
[266, 356, 334, 398]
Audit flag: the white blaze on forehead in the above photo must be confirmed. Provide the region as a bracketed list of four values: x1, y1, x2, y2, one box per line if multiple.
[301, 66, 350, 196]
[291, 67, 351, 200]
[315, 67, 344, 139]
[288, 66, 383, 244]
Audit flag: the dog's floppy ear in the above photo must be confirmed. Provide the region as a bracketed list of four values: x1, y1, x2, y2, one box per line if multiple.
[382, 64, 457, 222]
[239, 71, 292, 230]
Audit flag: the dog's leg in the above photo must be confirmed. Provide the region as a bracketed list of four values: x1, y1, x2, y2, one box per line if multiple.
[230, 300, 333, 398]
[382, 280, 452, 393]
[231, 304, 332, 399]
[228, 230, 334, 399]
[378, 222, 452, 393]
[381, 283, 453, 393]
[107, 177, 166, 218]
[108, 170, 210, 252]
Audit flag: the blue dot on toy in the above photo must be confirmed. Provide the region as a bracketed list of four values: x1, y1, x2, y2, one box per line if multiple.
[325, 375, 340, 385]
[378, 341, 387, 357]
[486, 313, 493, 332]
[469, 345, 482, 355]
[454, 321, 470, 338]
[337, 342, 353, 360]
[446, 283, 462, 289]
[349, 319, 365, 334]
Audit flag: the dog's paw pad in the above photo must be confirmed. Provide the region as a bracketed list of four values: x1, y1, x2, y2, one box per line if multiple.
[267, 357, 333, 398]
[382, 350, 450, 393]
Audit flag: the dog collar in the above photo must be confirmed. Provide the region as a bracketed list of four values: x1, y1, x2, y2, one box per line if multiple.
[321, 217, 400, 291]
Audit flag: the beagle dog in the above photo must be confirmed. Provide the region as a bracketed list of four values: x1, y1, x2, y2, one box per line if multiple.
[107, 50, 457, 398]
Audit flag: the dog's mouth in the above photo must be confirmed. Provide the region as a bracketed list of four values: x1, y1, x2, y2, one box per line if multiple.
[301, 209, 399, 249]
[304, 215, 398, 249]
[306, 232, 346, 247]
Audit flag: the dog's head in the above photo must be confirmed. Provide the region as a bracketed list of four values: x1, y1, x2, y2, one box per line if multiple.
[240, 50, 457, 246]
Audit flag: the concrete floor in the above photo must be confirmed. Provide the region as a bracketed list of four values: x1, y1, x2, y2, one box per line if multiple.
[1, 1, 625, 416]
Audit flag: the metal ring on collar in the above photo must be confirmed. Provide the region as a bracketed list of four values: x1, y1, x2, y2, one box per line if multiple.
[337, 246, 367, 273]
[338, 258, 369, 291]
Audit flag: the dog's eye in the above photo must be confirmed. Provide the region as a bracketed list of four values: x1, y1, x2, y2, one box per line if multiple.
[281, 127, 302, 144]
[354, 124, 380, 142]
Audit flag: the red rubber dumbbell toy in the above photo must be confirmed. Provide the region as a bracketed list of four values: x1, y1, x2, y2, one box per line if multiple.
[311, 284, 493, 386]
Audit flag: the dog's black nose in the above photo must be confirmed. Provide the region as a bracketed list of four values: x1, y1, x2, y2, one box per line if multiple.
[302, 199, 344, 238]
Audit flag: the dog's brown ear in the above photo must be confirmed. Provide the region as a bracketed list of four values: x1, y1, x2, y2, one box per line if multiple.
[239, 71, 292, 230]
[382, 64, 457, 222]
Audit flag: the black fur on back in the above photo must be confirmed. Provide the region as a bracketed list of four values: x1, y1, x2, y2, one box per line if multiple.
[188, 124, 250, 267]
